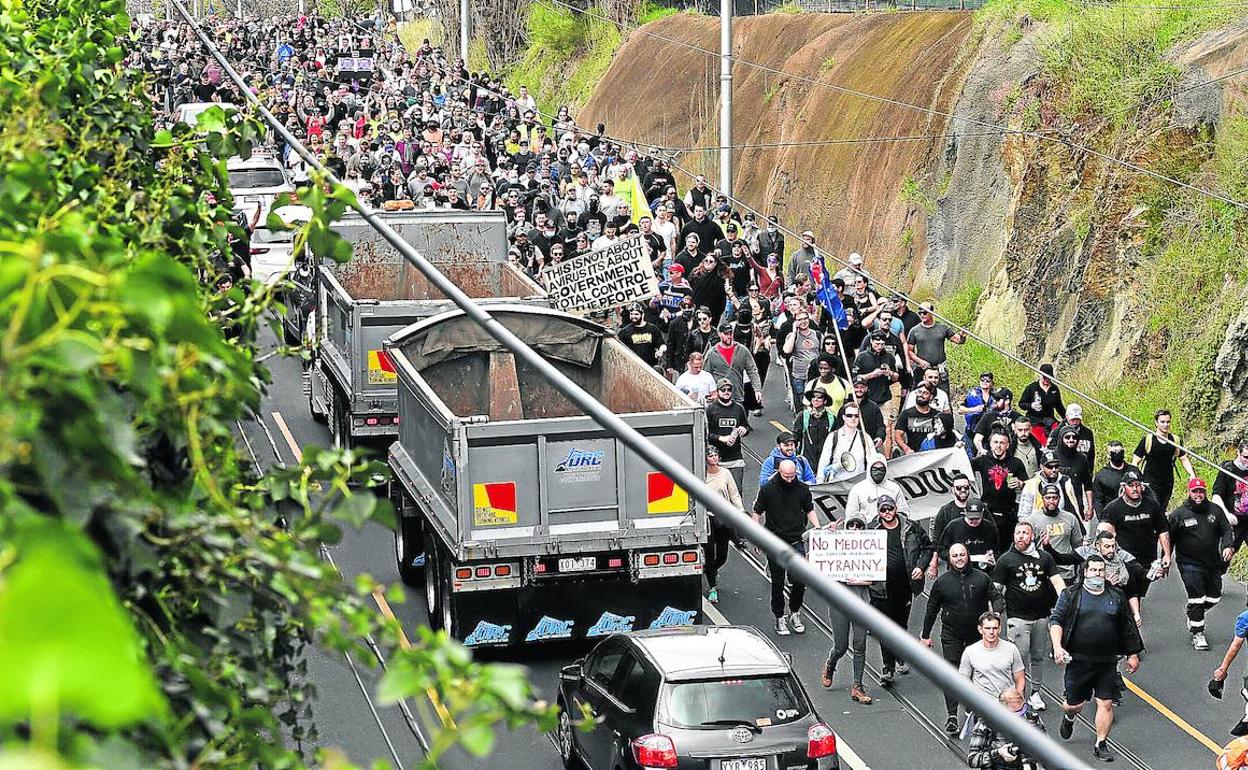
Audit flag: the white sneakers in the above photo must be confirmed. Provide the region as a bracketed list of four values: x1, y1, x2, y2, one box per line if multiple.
[790, 612, 806, 634]
[775, 612, 806, 635]
[1192, 631, 1210, 651]
[1028, 692, 1046, 712]
[775, 615, 790, 636]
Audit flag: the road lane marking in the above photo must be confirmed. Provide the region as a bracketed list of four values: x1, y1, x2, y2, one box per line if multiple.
[770, 419, 789, 433]
[701, 597, 870, 770]
[267, 410, 454, 733]
[271, 410, 302, 461]
[373, 589, 456, 731]
[1122, 676, 1220, 754]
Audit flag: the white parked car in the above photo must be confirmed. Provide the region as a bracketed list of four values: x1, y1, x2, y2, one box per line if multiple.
[249, 205, 311, 286]
[176, 101, 239, 127]
[227, 152, 294, 224]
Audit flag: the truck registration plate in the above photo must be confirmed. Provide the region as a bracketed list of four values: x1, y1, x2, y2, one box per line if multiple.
[557, 556, 596, 572]
[722, 759, 766, 770]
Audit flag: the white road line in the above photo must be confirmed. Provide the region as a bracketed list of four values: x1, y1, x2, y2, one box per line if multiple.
[701, 598, 871, 770]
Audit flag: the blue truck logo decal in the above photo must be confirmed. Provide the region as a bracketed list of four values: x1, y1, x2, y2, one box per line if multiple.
[525, 616, 575, 642]
[586, 611, 636, 637]
[463, 620, 512, 646]
[553, 447, 605, 482]
[649, 606, 697, 629]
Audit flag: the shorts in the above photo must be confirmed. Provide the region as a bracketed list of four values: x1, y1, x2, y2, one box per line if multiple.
[1063, 659, 1120, 704]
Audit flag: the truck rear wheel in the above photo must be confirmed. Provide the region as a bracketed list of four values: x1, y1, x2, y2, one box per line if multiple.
[424, 535, 443, 631]
[395, 515, 423, 587]
[329, 385, 352, 451]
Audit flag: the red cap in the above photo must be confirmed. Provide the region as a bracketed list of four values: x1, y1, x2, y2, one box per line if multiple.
[668, 263, 685, 274]
[1188, 477, 1207, 491]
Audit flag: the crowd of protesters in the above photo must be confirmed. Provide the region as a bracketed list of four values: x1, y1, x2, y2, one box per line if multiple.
[129, 12, 1248, 766]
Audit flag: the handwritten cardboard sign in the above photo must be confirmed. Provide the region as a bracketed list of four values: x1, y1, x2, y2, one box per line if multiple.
[806, 529, 887, 582]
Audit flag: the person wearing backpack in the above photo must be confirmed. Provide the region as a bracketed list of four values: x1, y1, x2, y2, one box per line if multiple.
[1132, 409, 1195, 511]
[792, 387, 835, 469]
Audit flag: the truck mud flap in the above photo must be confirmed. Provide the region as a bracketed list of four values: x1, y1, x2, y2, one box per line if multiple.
[455, 575, 703, 649]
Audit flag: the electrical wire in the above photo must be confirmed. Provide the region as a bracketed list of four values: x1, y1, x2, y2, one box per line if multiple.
[539, 0, 1248, 212]
[649, 130, 1013, 153]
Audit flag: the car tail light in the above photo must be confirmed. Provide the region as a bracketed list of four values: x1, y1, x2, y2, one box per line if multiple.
[607, 557, 624, 568]
[535, 562, 547, 573]
[662, 552, 678, 565]
[807, 723, 837, 759]
[631, 734, 677, 768]
[250, 247, 270, 254]
[475, 566, 492, 578]
[681, 550, 698, 563]
[642, 554, 660, 567]
[454, 567, 472, 580]
[494, 565, 511, 577]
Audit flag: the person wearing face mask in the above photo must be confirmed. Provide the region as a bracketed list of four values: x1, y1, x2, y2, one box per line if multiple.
[752, 459, 820, 636]
[1046, 402, 1096, 468]
[1052, 426, 1094, 517]
[1074, 532, 1147, 624]
[1169, 477, 1235, 651]
[869, 495, 934, 687]
[923, 543, 1001, 732]
[966, 689, 1047, 770]
[819, 512, 875, 705]
[993, 521, 1066, 715]
[1092, 440, 1145, 518]
[1049, 556, 1143, 762]
[1101, 469, 1171, 593]
[844, 455, 909, 522]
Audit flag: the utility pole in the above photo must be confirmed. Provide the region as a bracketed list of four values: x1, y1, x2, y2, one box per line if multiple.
[460, 0, 470, 65]
[719, 0, 733, 197]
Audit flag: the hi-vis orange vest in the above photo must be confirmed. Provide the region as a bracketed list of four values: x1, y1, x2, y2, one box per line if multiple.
[1218, 737, 1248, 769]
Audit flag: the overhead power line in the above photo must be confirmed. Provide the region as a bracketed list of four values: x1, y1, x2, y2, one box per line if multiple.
[654, 130, 1010, 153]
[166, 5, 1095, 767]
[540, 0, 1248, 212]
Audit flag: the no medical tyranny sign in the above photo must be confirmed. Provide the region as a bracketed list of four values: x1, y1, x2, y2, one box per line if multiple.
[806, 530, 887, 582]
[542, 234, 659, 314]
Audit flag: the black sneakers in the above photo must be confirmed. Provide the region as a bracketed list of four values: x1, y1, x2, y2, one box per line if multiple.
[945, 715, 959, 734]
[1093, 740, 1115, 762]
[1232, 719, 1248, 737]
[1059, 715, 1075, 740]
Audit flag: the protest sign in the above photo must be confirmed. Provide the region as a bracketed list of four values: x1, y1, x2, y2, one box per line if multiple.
[541, 235, 659, 314]
[810, 447, 974, 521]
[807, 529, 887, 582]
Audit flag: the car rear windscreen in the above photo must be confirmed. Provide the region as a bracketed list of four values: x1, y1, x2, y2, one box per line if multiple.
[252, 227, 295, 244]
[229, 169, 287, 188]
[663, 675, 809, 729]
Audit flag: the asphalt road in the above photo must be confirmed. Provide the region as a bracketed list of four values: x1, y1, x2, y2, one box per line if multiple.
[239, 326, 1248, 769]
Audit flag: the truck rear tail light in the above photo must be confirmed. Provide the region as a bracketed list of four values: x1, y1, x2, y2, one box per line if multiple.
[631, 734, 677, 769]
[662, 552, 678, 565]
[455, 567, 473, 580]
[392, 416, 400, 425]
[365, 417, 379, 426]
[681, 551, 698, 563]
[535, 562, 547, 573]
[475, 566, 492, 578]
[642, 554, 660, 567]
[494, 565, 511, 577]
[807, 723, 837, 758]
[607, 557, 624, 568]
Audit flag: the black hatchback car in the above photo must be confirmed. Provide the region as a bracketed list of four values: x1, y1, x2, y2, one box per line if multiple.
[555, 625, 839, 770]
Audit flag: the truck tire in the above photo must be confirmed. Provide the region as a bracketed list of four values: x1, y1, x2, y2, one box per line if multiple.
[329, 385, 352, 451]
[424, 535, 443, 631]
[395, 515, 423, 587]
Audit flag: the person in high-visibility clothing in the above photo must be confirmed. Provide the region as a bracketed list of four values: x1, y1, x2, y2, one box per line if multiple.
[1217, 736, 1248, 770]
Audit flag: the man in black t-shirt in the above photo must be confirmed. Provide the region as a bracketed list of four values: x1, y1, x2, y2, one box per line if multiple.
[938, 500, 999, 571]
[894, 384, 956, 454]
[705, 380, 751, 494]
[617, 305, 664, 369]
[1100, 469, 1171, 588]
[753, 461, 819, 636]
[993, 520, 1066, 714]
[1133, 409, 1195, 511]
[971, 431, 1029, 551]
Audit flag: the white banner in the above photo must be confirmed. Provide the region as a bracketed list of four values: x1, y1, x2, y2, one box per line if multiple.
[806, 530, 887, 582]
[810, 447, 975, 522]
[541, 234, 659, 314]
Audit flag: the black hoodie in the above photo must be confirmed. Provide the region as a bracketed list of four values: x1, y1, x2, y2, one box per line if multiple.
[922, 563, 998, 641]
[1168, 496, 1233, 571]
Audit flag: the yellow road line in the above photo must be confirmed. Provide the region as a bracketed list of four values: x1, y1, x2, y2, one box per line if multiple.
[1123, 675, 1221, 754]
[373, 589, 456, 730]
[270, 410, 303, 462]
[770, 419, 789, 433]
[269, 410, 454, 731]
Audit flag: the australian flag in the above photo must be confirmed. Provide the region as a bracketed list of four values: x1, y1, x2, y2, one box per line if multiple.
[809, 256, 848, 330]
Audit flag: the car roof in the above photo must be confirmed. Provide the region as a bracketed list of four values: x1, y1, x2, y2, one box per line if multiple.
[624, 626, 791, 681]
[227, 152, 284, 170]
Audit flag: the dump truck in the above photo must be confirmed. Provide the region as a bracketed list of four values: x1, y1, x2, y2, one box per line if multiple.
[304, 210, 544, 448]
[386, 305, 708, 648]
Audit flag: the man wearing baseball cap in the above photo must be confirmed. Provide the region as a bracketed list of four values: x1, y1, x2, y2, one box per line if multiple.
[1047, 402, 1097, 469]
[868, 493, 933, 687]
[1101, 468, 1171, 594]
[1168, 476, 1234, 650]
[758, 431, 816, 488]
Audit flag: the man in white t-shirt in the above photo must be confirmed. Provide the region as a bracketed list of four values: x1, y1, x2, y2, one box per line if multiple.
[901, 366, 952, 413]
[959, 611, 1026, 701]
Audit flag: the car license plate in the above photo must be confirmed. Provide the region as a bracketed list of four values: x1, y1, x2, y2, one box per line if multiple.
[558, 556, 596, 572]
[722, 759, 766, 770]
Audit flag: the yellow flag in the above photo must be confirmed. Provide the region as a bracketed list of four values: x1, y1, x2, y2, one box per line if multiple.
[629, 171, 652, 225]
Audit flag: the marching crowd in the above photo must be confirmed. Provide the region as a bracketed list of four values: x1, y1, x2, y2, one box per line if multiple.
[128, 12, 1248, 768]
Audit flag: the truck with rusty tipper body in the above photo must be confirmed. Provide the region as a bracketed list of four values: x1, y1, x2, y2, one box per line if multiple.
[386, 305, 708, 649]
[305, 211, 545, 448]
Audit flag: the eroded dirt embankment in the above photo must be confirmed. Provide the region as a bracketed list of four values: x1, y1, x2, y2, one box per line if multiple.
[579, 12, 975, 275]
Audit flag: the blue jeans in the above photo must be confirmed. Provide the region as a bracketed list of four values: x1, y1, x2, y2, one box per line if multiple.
[791, 377, 806, 412]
